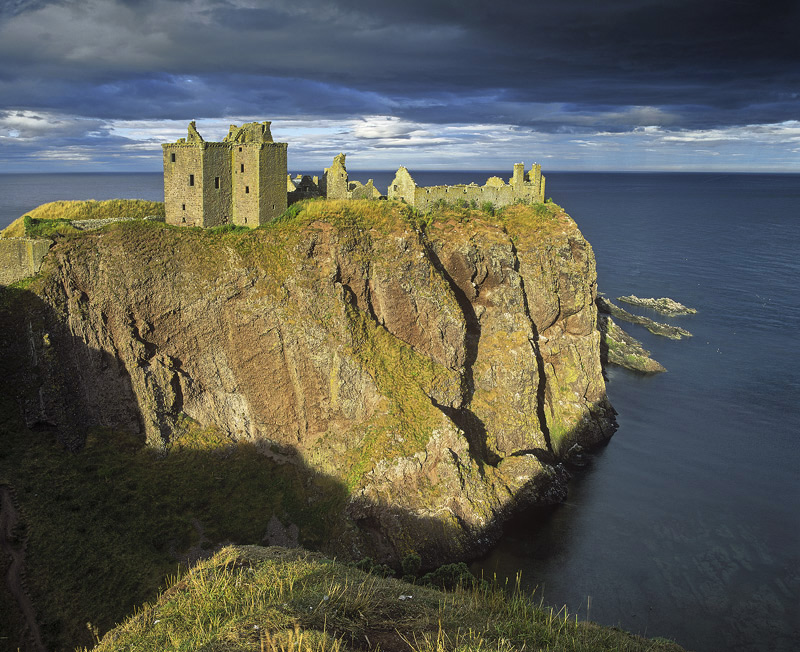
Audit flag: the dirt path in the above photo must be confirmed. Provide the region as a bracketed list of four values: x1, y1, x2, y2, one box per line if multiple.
[0, 484, 46, 652]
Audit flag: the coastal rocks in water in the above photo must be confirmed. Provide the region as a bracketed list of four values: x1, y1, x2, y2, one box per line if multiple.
[598, 314, 666, 373]
[6, 200, 616, 566]
[618, 295, 696, 315]
[596, 296, 692, 340]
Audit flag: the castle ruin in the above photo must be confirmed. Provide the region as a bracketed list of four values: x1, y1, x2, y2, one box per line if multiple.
[287, 153, 381, 204]
[387, 163, 545, 212]
[164, 121, 546, 228]
[162, 121, 287, 228]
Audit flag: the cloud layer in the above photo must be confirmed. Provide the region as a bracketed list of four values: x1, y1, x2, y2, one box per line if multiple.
[1, 0, 798, 171]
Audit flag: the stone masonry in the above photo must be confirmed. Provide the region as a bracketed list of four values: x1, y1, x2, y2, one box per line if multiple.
[165, 121, 547, 226]
[163, 121, 288, 228]
[387, 163, 545, 212]
[287, 153, 381, 204]
[0, 238, 52, 285]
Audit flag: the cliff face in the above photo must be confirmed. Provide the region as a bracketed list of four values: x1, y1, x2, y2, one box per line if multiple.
[15, 200, 615, 564]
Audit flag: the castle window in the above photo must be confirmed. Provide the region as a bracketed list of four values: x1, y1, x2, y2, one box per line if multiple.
[241, 163, 245, 173]
[171, 153, 176, 163]
[239, 147, 242, 152]
[182, 204, 186, 210]
[245, 186, 250, 194]
[189, 174, 194, 186]
[181, 216, 186, 223]
[215, 177, 220, 189]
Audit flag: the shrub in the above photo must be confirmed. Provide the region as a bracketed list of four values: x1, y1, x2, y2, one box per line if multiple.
[401, 552, 422, 577]
[420, 562, 480, 591]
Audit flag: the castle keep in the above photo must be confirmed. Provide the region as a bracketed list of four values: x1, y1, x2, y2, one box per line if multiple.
[163, 121, 287, 227]
[164, 120, 546, 228]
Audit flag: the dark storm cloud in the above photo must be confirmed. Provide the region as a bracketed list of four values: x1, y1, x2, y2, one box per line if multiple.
[0, 0, 798, 162]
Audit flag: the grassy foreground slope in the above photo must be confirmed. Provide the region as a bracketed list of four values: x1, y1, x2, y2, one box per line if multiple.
[87, 545, 684, 652]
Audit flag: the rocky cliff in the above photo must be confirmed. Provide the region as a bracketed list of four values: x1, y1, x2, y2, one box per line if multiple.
[10, 199, 615, 565]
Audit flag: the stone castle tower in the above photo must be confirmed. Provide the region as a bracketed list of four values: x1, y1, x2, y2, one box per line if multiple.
[162, 121, 288, 228]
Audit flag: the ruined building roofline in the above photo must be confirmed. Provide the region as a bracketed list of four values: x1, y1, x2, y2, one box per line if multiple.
[162, 121, 283, 147]
[163, 119, 546, 229]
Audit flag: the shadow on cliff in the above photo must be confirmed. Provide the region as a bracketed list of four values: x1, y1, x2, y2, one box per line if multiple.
[0, 283, 614, 652]
[597, 312, 612, 376]
[420, 242, 501, 466]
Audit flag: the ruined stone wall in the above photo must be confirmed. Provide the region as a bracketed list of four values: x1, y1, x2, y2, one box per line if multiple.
[389, 164, 545, 212]
[411, 184, 516, 212]
[387, 167, 417, 204]
[348, 180, 381, 200]
[201, 144, 232, 227]
[0, 238, 51, 285]
[163, 144, 204, 226]
[322, 154, 349, 199]
[257, 143, 288, 224]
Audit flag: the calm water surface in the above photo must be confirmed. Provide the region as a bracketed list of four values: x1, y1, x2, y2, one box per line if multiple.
[1, 171, 798, 651]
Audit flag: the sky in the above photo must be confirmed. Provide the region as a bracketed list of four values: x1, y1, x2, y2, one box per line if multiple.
[0, 0, 798, 173]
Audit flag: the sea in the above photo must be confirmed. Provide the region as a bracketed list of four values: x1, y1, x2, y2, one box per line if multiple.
[1, 171, 799, 652]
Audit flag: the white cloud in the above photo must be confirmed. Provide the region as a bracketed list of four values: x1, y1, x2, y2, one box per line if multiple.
[2, 112, 800, 173]
[0, 110, 107, 140]
[34, 146, 95, 161]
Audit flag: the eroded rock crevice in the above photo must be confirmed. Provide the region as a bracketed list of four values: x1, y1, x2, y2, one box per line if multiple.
[509, 238, 553, 455]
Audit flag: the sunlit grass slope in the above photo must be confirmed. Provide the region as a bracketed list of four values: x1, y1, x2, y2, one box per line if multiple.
[2, 199, 165, 238]
[86, 545, 684, 652]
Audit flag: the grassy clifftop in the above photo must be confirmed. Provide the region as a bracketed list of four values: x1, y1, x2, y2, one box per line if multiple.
[1, 199, 165, 238]
[86, 545, 684, 652]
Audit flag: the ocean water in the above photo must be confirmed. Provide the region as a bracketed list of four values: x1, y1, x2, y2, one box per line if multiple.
[1, 171, 798, 651]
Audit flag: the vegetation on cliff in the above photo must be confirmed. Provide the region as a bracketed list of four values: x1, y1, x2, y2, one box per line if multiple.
[85, 545, 683, 652]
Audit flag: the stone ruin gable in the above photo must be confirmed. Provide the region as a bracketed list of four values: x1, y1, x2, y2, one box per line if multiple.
[387, 163, 546, 212]
[321, 153, 349, 199]
[289, 153, 382, 205]
[162, 120, 287, 229]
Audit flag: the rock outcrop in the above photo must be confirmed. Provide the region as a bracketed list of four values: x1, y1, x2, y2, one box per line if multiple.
[617, 295, 696, 315]
[597, 296, 692, 340]
[597, 314, 666, 374]
[7, 200, 615, 565]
